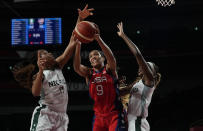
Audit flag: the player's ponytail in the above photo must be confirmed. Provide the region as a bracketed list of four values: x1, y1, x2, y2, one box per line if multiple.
[12, 63, 36, 91]
[152, 63, 161, 89]
[11, 51, 38, 91]
[154, 72, 161, 89]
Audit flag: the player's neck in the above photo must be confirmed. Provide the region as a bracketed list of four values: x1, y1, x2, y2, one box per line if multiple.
[93, 65, 104, 72]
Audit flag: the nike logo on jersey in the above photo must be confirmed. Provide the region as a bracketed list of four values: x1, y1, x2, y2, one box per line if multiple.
[48, 79, 65, 87]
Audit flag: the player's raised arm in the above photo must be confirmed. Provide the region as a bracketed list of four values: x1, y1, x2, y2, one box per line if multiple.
[55, 32, 77, 69]
[117, 22, 154, 86]
[94, 25, 117, 78]
[32, 51, 45, 96]
[56, 4, 94, 69]
[73, 38, 90, 82]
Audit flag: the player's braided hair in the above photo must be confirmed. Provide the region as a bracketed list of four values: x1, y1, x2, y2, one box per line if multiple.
[150, 62, 161, 89]
[154, 72, 161, 88]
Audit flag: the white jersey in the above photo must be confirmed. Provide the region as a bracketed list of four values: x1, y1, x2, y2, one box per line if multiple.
[127, 79, 154, 120]
[39, 69, 68, 113]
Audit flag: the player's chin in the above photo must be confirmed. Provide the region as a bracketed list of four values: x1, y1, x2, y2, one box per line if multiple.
[91, 63, 99, 68]
[91, 63, 96, 68]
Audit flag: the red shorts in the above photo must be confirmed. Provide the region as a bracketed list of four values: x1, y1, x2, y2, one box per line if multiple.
[92, 111, 126, 131]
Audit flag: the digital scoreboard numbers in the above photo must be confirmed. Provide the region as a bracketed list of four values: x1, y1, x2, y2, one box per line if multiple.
[11, 18, 62, 45]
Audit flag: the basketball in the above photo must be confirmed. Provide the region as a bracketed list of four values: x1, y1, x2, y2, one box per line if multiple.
[74, 21, 97, 43]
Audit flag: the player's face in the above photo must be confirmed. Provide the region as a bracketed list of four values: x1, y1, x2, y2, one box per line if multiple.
[89, 50, 103, 68]
[39, 50, 56, 69]
[138, 62, 156, 77]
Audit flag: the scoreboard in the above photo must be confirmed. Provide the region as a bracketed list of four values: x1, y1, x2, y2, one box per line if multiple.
[11, 18, 62, 45]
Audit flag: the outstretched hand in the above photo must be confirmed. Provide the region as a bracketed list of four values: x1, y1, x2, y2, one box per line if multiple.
[78, 4, 94, 20]
[117, 22, 124, 37]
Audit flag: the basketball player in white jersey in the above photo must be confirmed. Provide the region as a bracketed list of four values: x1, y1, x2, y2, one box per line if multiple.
[30, 48, 73, 131]
[117, 22, 161, 131]
[31, 5, 94, 131]
[12, 4, 94, 131]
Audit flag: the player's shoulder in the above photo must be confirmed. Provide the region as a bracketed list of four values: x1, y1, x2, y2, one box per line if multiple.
[105, 65, 118, 78]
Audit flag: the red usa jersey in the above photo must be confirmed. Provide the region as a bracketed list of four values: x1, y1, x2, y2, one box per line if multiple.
[89, 67, 122, 115]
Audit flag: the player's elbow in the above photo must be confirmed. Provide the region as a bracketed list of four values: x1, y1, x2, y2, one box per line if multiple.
[75, 68, 86, 77]
[32, 91, 40, 97]
[73, 62, 80, 71]
[109, 62, 117, 71]
[31, 87, 40, 97]
[73, 64, 79, 72]
[75, 69, 83, 76]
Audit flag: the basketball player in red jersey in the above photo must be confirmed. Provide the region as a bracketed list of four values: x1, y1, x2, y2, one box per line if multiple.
[73, 21, 126, 131]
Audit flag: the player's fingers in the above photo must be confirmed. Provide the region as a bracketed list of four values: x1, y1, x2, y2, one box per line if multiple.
[90, 12, 93, 16]
[39, 57, 46, 61]
[93, 23, 99, 29]
[38, 60, 45, 64]
[83, 12, 89, 16]
[74, 36, 81, 44]
[93, 23, 100, 34]
[72, 34, 77, 41]
[118, 22, 121, 26]
[88, 8, 94, 11]
[40, 60, 47, 66]
[37, 51, 41, 59]
[75, 39, 81, 44]
[84, 4, 88, 10]
[75, 38, 80, 43]
[73, 33, 77, 38]
[40, 59, 46, 63]
[71, 30, 74, 36]
[77, 9, 81, 13]
[39, 60, 46, 66]
[41, 61, 46, 65]
[118, 22, 122, 27]
[119, 23, 122, 27]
